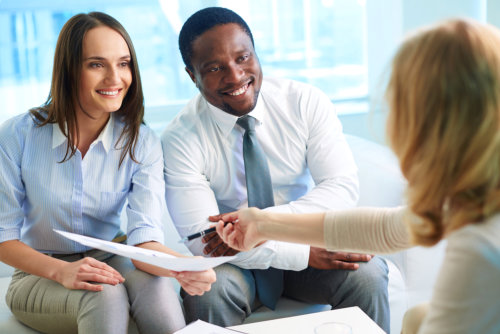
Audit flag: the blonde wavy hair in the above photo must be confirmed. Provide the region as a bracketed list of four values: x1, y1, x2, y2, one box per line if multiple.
[387, 19, 500, 246]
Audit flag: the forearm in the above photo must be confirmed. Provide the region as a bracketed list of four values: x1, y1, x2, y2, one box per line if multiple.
[0, 240, 66, 282]
[132, 241, 185, 276]
[258, 212, 326, 248]
[324, 206, 411, 253]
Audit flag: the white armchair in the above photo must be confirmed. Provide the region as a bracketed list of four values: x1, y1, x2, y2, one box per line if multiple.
[0, 135, 446, 334]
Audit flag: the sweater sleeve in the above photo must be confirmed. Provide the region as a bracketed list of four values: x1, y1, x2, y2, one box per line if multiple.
[323, 206, 412, 254]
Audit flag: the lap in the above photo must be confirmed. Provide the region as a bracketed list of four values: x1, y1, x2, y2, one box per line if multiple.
[283, 256, 389, 305]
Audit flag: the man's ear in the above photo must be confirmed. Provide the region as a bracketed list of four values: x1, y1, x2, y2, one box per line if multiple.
[185, 67, 198, 87]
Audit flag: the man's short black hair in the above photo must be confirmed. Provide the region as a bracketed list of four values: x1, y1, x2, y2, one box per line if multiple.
[179, 7, 255, 71]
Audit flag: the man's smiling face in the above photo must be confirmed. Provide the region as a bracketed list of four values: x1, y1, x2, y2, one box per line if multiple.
[186, 23, 263, 117]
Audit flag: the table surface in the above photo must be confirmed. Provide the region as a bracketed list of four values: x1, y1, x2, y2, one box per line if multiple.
[229, 306, 386, 334]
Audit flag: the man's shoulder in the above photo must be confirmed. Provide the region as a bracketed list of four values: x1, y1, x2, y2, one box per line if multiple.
[162, 95, 206, 136]
[262, 76, 327, 99]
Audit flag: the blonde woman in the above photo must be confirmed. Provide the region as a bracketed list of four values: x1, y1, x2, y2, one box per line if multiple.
[216, 19, 500, 334]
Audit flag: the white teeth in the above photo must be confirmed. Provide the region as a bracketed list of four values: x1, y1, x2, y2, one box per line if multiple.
[228, 85, 248, 96]
[98, 90, 119, 96]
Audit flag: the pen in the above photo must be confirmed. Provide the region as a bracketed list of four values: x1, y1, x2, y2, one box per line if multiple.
[178, 226, 217, 243]
[178, 221, 233, 243]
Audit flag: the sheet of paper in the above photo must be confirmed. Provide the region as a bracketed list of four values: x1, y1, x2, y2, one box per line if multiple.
[54, 230, 236, 271]
[174, 320, 247, 333]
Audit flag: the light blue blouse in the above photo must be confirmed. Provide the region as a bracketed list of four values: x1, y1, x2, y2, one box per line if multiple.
[0, 112, 165, 253]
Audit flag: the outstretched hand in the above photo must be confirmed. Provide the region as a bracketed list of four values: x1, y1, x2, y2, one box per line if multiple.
[308, 247, 373, 270]
[215, 208, 266, 251]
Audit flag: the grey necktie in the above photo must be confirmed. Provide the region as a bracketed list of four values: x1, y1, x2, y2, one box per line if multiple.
[237, 115, 283, 309]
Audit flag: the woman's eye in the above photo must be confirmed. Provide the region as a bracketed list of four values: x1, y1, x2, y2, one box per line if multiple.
[89, 62, 103, 68]
[120, 61, 130, 67]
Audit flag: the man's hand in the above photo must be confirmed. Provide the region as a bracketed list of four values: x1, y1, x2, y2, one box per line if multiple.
[202, 214, 240, 257]
[308, 247, 372, 270]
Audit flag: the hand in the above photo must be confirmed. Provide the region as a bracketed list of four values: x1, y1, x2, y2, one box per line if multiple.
[55, 257, 125, 291]
[308, 247, 372, 270]
[172, 268, 216, 296]
[202, 214, 240, 257]
[215, 208, 266, 251]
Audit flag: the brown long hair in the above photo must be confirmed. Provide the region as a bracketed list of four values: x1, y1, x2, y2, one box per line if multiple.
[30, 12, 144, 167]
[387, 19, 500, 246]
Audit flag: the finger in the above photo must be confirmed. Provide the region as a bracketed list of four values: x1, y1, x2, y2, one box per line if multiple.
[221, 211, 239, 222]
[74, 281, 104, 291]
[221, 223, 235, 242]
[203, 234, 224, 254]
[333, 261, 360, 270]
[222, 248, 239, 256]
[336, 252, 372, 262]
[208, 214, 223, 222]
[77, 272, 121, 285]
[202, 229, 218, 243]
[211, 243, 231, 257]
[216, 221, 229, 242]
[83, 258, 125, 281]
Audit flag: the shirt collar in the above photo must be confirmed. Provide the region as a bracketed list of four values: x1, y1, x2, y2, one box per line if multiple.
[206, 93, 265, 137]
[52, 115, 114, 152]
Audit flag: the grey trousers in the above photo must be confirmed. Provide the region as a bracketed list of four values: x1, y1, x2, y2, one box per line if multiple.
[182, 256, 390, 333]
[6, 249, 185, 334]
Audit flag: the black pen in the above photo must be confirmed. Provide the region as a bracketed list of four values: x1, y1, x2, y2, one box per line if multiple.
[178, 222, 233, 243]
[178, 226, 217, 243]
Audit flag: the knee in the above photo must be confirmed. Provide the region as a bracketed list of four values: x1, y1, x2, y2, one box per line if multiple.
[402, 303, 429, 334]
[80, 284, 129, 315]
[183, 264, 254, 308]
[351, 256, 389, 295]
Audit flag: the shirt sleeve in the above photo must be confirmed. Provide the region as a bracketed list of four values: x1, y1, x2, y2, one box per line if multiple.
[125, 129, 166, 246]
[267, 85, 359, 214]
[162, 124, 309, 271]
[0, 117, 26, 243]
[323, 206, 411, 253]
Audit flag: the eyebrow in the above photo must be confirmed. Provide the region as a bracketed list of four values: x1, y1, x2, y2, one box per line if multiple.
[83, 55, 131, 61]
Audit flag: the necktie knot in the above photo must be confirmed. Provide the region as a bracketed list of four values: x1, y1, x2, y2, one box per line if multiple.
[237, 115, 256, 132]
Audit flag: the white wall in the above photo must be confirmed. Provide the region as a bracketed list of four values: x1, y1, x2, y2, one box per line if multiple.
[344, 0, 491, 144]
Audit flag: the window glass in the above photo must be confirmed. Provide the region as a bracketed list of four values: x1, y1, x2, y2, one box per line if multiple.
[0, 0, 367, 126]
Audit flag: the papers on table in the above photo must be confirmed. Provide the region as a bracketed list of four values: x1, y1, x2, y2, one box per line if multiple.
[54, 230, 236, 271]
[174, 320, 247, 333]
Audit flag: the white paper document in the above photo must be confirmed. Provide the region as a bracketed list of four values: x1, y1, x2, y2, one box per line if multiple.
[173, 320, 247, 333]
[54, 230, 236, 271]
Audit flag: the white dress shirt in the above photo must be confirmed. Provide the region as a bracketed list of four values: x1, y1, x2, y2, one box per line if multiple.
[0, 112, 166, 253]
[162, 77, 359, 270]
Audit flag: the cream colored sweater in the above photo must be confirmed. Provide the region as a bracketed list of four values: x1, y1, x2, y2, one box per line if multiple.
[324, 208, 500, 334]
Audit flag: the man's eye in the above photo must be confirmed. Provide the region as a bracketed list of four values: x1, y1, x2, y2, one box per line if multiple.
[209, 67, 220, 72]
[239, 55, 249, 62]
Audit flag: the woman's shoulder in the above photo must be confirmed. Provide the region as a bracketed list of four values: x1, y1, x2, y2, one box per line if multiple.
[447, 214, 500, 264]
[0, 112, 39, 140]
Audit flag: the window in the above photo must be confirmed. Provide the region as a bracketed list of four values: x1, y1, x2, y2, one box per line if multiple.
[0, 0, 367, 129]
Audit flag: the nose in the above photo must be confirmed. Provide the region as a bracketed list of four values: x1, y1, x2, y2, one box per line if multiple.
[224, 62, 244, 84]
[104, 66, 121, 84]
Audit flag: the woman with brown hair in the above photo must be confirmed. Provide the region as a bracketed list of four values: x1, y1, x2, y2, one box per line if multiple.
[0, 12, 214, 334]
[216, 19, 500, 334]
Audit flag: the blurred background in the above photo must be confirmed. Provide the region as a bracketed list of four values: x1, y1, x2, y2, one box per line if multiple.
[1, 0, 499, 142]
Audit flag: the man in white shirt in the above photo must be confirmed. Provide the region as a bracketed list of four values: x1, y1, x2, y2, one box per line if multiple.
[161, 7, 389, 332]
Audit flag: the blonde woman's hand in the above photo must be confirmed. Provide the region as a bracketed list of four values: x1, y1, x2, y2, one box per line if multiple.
[216, 208, 267, 251]
[55, 257, 125, 291]
[172, 268, 216, 296]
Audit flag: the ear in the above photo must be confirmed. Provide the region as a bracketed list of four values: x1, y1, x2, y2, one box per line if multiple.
[185, 67, 198, 88]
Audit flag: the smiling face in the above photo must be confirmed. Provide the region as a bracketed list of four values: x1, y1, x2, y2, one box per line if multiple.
[187, 23, 263, 117]
[78, 26, 132, 120]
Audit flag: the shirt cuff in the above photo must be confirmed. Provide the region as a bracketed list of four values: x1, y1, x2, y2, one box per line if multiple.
[270, 241, 310, 271]
[127, 226, 165, 246]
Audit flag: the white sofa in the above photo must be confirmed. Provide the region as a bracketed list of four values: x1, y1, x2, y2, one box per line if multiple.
[0, 134, 446, 334]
